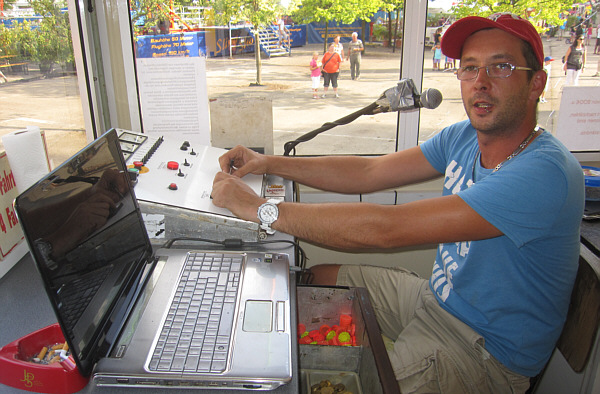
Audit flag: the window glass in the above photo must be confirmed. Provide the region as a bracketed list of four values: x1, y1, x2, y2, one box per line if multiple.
[0, 0, 86, 167]
[128, 2, 406, 156]
[420, 1, 598, 144]
[419, 1, 463, 145]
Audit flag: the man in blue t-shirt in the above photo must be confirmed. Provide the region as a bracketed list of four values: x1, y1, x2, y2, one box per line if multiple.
[210, 13, 584, 393]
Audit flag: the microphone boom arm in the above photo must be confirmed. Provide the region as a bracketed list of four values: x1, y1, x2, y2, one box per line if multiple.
[283, 97, 386, 156]
[282, 79, 427, 156]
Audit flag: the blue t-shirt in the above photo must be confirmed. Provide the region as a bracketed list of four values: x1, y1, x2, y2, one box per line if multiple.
[420, 120, 584, 377]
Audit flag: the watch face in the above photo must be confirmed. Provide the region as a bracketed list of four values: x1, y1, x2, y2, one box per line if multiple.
[259, 203, 278, 224]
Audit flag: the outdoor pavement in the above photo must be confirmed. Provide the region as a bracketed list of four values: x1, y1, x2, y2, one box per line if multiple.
[0, 38, 599, 166]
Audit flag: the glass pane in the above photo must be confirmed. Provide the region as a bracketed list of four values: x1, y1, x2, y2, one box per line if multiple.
[0, 1, 87, 168]
[128, 3, 406, 156]
[420, 1, 599, 144]
[419, 1, 462, 145]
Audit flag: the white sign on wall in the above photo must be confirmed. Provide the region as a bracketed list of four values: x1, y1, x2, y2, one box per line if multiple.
[556, 86, 600, 151]
[136, 56, 211, 144]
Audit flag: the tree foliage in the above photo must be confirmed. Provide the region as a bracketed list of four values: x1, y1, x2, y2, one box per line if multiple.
[293, 0, 382, 52]
[30, 0, 73, 67]
[450, 0, 574, 31]
[213, 0, 282, 27]
[0, 0, 73, 75]
[212, 0, 284, 85]
[130, 0, 173, 35]
[379, 0, 403, 52]
[293, 0, 381, 25]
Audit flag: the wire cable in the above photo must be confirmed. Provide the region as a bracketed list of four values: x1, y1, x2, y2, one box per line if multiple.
[160, 237, 308, 271]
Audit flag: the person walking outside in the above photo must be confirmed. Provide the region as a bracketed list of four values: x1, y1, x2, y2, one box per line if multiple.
[276, 16, 289, 49]
[563, 34, 586, 86]
[346, 32, 364, 80]
[309, 51, 322, 99]
[321, 44, 342, 98]
[594, 23, 600, 55]
[540, 56, 554, 103]
[332, 35, 344, 60]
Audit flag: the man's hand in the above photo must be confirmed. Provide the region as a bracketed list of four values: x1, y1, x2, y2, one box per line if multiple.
[218, 145, 268, 178]
[92, 168, 129, 201]
[48, 192, 118, 258]
[212, 172, 264, 222]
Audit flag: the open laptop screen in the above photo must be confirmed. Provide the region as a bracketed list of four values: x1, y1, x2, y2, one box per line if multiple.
[15, 129, 152, 375]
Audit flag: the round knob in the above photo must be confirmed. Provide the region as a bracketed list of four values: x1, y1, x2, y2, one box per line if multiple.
[127, 168, 139, 181]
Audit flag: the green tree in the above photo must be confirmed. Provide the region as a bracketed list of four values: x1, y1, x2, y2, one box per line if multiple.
[450, 0, 572, 32]
[1, 0, 73, 75]
[29, 0, 73, 74]
[293, 0, 383, 53]
[130, 0, 206, 35]
[380, 0, 404, 52]
[213, 0, 283, 85]
[130, 0, 172, 35]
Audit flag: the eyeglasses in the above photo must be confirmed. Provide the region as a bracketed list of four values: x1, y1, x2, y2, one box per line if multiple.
[456, 62, 533, 81]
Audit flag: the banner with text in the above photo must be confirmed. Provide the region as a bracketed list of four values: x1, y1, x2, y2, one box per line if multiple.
[136, 32, 207, 58]
[0, 152, 23, 259]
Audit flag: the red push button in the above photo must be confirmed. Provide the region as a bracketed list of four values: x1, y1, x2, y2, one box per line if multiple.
[133, 160, 144, 170]
[167, 161, 179, 170]
[168, 183, 178, 190]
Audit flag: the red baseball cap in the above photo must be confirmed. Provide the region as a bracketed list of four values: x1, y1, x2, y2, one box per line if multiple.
[441, 13, 544, 67]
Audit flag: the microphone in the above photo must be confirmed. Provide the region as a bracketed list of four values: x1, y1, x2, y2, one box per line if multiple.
[376, 78, 443, 113]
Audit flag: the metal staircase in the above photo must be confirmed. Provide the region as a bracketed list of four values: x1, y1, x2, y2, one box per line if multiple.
[251, 27, 291, 57]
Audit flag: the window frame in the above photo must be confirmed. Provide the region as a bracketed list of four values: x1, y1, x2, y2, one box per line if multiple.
[70, 0, 429, 152]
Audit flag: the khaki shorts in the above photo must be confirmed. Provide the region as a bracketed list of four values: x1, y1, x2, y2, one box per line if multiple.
[337, 265, 530, 394]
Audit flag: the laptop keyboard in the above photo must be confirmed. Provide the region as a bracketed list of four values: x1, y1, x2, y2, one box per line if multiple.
[58, 265, 112, 328]
[148, 252, 242, 373]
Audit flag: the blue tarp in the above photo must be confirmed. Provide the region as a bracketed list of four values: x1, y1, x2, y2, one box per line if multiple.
[135, 32, 206, 58]
[288, 25, 307, 47]
[306, 21, 364, 44]
[1, 17, 41, 28]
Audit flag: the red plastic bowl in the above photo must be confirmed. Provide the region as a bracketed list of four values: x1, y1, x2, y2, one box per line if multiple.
[0, 323, 89, 393]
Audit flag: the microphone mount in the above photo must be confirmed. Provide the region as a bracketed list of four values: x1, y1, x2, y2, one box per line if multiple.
[283, 79, 441, 156]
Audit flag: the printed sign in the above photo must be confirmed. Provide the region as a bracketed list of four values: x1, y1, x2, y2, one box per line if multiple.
[0, 152, 24, 259]
[556, 86, 600, 151]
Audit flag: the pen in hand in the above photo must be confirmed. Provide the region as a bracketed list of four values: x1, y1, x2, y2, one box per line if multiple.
[229, 159, 237, 175]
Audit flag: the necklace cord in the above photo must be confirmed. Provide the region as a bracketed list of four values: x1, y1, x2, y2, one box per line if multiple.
[472, 126, 542, 182]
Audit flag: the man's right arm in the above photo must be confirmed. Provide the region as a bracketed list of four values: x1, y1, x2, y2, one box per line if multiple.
[220, 145, 442, 194]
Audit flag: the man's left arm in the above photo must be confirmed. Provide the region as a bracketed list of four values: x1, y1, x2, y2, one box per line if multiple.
[211, 172, 501, 250]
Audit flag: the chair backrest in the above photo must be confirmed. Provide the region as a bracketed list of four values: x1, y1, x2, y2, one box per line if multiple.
[556, 245, 600, 373]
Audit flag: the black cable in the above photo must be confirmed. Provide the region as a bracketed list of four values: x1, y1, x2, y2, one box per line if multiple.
[283, 97, 385, 156]
[160, 237, 307, 270]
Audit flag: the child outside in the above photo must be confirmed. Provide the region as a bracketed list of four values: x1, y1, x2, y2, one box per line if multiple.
[309, 52, 322, 99]
[433, 43, 442, 71]
[540, 56, 554, 103]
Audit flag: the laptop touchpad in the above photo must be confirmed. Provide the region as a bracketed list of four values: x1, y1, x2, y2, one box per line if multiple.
[243, 300, 273, 332]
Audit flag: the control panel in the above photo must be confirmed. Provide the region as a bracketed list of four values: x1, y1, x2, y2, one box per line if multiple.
[114, 130, 289, 242]
[117, 129, 264, 218]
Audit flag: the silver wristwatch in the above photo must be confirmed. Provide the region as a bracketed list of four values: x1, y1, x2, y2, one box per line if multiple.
[257, 199, 282, 234]
[34, 238, 58, 270]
